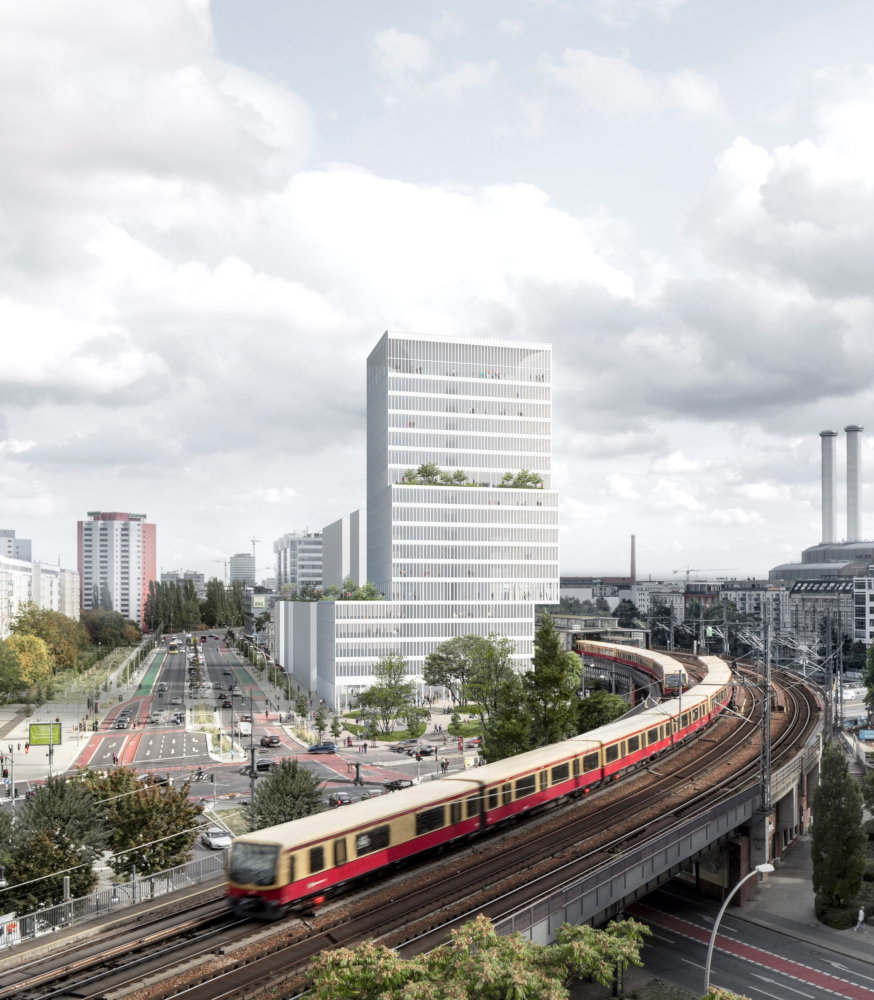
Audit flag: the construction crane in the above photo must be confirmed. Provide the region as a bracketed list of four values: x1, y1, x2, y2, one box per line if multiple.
[672, 567, 738, 583]
[251, 535, 260, 560]
[211, 559, 228, 585]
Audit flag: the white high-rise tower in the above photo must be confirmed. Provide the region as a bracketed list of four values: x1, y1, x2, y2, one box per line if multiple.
[276, 332, 559, 706]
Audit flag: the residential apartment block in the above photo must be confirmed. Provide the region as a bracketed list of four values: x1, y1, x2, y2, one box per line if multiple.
[77, 511, 156, 626]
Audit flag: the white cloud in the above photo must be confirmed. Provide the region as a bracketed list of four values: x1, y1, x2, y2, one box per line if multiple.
[498, 19, 525, 37]
[430, 11, 465, 40]
[429, 60, 499, 101]
[371, 29, 432, 96]
[542, 49, 728, 120]
[584, 0, 689, 27]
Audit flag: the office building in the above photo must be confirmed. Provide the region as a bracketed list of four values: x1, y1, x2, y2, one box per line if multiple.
[229, 553, 256, 587]
[277, 332, 559, 708]
[161, 569, 207, 601]
[77, 511, 156, 626]
[274, 531, 323, 591]
[322, 511, 367, 589]
[0, 529, 32, 562]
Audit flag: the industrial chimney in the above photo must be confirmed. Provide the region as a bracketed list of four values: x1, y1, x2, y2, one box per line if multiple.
[820, 430, 837, 543]
[846, 425, 863, 542]
[630, 534, 636, 587]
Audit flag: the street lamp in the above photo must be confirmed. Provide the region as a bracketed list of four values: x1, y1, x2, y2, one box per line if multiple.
[704, 862, 774, 994]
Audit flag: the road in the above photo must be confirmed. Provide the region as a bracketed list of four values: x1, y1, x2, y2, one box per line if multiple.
[630, 885, 874, 1000]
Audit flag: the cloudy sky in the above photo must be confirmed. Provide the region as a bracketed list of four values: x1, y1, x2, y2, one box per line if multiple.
[3, 0, 874, 584]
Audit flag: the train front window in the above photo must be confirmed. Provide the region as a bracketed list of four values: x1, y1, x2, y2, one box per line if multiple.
[229, 843, 280, 886]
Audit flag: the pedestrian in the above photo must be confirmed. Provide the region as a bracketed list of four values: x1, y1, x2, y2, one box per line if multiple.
[24, 742, 29, 755]
[363, 741, 368, 754]
[855, 906, 866, 932]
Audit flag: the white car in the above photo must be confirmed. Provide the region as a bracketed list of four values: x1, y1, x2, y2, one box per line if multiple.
[201, 827, 232, 850]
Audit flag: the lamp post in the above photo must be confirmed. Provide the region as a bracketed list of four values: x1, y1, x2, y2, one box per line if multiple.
[704, 862, 774, 994]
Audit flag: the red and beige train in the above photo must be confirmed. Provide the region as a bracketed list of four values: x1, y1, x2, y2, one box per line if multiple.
[227, 643, 734, 917]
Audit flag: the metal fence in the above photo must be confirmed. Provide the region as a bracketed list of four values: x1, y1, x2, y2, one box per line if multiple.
[0, 853, 225, 950]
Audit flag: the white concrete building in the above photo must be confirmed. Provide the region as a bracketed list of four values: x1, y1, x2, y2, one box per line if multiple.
[59, 568, 80, 620]
[322, 511, 367, 589]
[77, 511, 157, 626]
[0, 529, 31, 562]
[279, 332, 559, 709]
[274, 531, 323, 591]
[0, 554, 33, 637]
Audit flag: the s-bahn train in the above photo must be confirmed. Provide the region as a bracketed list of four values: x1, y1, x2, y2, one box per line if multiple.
[576, 640, 690, 696]
[227, 650, 734, 918]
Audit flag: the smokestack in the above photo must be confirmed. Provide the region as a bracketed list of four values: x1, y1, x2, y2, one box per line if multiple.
[630, 534, 636, 587]
[846, 424, 863, 542]
[820, 430, 837, 544]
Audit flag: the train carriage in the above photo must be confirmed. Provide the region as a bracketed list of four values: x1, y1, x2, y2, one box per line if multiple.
[228, 653, 735, 918]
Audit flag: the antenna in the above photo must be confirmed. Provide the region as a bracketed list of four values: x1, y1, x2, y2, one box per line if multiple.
[211, 559, 229, 585]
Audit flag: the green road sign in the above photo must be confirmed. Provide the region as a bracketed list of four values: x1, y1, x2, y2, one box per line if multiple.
[28, 722, 62, 746]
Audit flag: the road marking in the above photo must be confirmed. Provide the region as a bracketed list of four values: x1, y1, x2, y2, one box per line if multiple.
[680, 958, 705, 969]
[752, 973, 815, 997]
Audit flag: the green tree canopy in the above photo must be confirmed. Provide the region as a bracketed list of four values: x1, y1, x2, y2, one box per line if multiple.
[79, 767, 203, 877]
[524, 613, 581, 747]
[613, 599, 641, 628]
[244, 758, 324, 829]
[4, 774, 106, 911]
[423, 634, 485, 705]
[308, 913, 648, 1000]
[80, 609, 141, 648]
[0, 633, 53, 695]
[10, 603, 89, 669]
[357, 653, 416, 735]
[811, 741, 866, 906]
[577, 689, 629, 733]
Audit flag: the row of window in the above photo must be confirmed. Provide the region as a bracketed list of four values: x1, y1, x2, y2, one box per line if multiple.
[389, 450, 548, 472]
[393, 525, 558, 543]
[388, 583, 558, 602]
[333, 618, 534, 640]
[390, 432, 551, 455]
[393, 544, 558, 562]
[332, 642, 535, 674]
[392, 507, 559, 525]
[331, 601, 536, 620]
[387, 359, 549, 382]
[389, 395, 551, 419]
[391, 488, 558, 508]
[386, 376, 550, 402]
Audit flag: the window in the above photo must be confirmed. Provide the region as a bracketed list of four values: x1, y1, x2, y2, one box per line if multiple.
[627, 735, 639, 753]
[415, 806, 445, 836]
[539, 770, 548, 792]
[334, 839, 347, 867]
[605, 743, 619, 763]
[450, 801, 463, 825]
[516, 774, 536, 798]
[551, 762, 570, 784]
[582, 752, 599, 772]
[488, 787, 499, 810]
[573, 756, 581, 778]
[502, 783, 512, 806]
[310, 845, 325, 873]
[229, 843, 280, 886]
[647, 727, 659, 745]
[356, 825, 390, 856]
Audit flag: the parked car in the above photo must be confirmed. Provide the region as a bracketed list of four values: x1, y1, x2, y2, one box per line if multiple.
[328, 790, 353, 807]
[260, 734, 280, 747]
[201, 827, 232, 850]
[307, 742, 337, 754]
[383, 778, 415, 792]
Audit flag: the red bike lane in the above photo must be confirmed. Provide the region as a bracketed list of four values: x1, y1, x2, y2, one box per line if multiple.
[631, 902, 873, 1000]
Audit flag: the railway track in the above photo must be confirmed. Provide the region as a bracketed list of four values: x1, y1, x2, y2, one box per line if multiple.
[9, 670, 820, 1000]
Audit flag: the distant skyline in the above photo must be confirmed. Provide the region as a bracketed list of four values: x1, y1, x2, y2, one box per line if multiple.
[3, 1, 874, 581]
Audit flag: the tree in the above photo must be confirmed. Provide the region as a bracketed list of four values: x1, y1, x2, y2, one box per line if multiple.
[244, 759, 323, 829]
[10, 603, 89, 669]
[357, 653, 416, 735]
[811, 741, 866, 907]
[613, 599, 640, 628]
[423, 634, 484, 705]
[99, 581, 113, 611]
[0, 634, 53, 695]
[80, 609, 140, 648]
[294, 691, 309, 720]
[524, 613, 581, 747]
[314, 706, 328, 741]
[577, 689, 628, 733]
[464, 634, 525, 761]
[308, 912, 649, 1000]
[402, 705, 428, 738]
[5, 774, 105, 911]
[79, 767, 203, 876]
